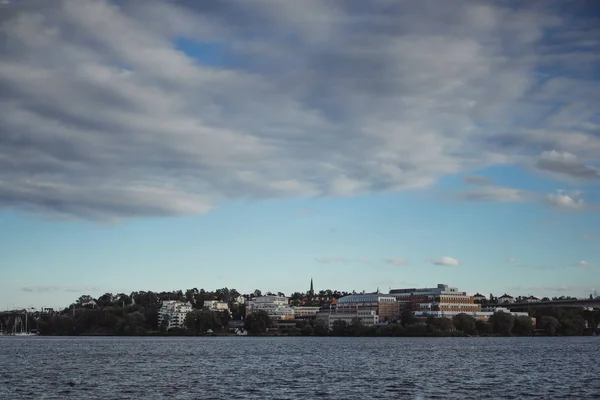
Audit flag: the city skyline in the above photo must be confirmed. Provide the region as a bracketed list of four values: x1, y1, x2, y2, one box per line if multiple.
[1, 1, 599, 308]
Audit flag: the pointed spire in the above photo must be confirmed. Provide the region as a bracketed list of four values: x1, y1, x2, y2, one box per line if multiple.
[310, 277, 314, 296]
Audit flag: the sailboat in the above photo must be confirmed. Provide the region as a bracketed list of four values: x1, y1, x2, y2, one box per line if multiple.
[14, 313, 38, 336]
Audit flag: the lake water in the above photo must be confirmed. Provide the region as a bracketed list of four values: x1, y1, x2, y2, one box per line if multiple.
[1, 336, 598, 399]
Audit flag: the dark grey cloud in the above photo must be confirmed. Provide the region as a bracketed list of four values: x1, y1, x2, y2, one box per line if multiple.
[0, 0, 599, 219]
[464, 175, 493, 185]
[535, 151, 600, 180]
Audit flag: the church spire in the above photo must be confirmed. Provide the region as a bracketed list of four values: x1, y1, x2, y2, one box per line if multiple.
[310, 277, 314, 297]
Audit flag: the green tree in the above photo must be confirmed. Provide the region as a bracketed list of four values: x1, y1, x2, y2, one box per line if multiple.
[453, 313, 476, 335]
[539, 316, 560, 336]
[348, 317, 365, 336]
[400, 309, 415, 326]
[185, 310, 221, 334]
[512, 316, 534, 336]
[331, 320, 348, 336]
[244, 311, 272, 335]
[313, 320, 329, 336]
[489, 312, 515, 336]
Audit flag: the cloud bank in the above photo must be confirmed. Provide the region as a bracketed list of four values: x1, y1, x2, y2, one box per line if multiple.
[427, 257, 460, 267]
[0, 0, 599, 219]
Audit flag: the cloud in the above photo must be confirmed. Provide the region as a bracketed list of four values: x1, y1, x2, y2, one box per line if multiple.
[0, 1, 599, 219]
[535, 150, 600, 181]
[510, 285, 595, 294]
[427, 257, 460, 266]
[508, 257, 516, 263]
[464, 175, 492, 185]
[459, 185, 534, 203]
[384, 258, 409, 266]
[574, 260, 591, 268]
[21, 285, 100, 293]
[581, 233, 596, 240]
[314, 257, 349, 264]
[547, 190, 585, 210]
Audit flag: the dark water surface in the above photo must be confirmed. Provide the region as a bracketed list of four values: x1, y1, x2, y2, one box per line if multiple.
[1, 336, 599, 399]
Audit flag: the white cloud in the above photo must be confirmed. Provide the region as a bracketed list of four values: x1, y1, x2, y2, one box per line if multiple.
[427, 257, 460, 266]
[508, 257, 516, 263]
[574, 260, 591, 268]
[0, 1, 598, 219]
[581, 233, 596, 240]
[547, 190, 585, 210]
[314, 257, 349, 264]
[384, 258, 409, 266]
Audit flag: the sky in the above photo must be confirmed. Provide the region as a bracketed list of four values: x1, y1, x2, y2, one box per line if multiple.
[1, 0, 599, 309]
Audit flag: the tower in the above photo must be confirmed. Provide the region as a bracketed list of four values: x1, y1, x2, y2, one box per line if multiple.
[309, 277, 314, 297]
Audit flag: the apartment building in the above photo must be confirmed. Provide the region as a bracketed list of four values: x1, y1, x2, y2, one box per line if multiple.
[335, 293, 398, 322]
[390, 284, 481, 314]
[158, 300, 193, 330]
[246, 295, 294, 320]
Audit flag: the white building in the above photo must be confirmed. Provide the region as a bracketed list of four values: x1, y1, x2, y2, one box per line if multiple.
[204, 300, 230, 313]
[317, 310, 379, 330]
[246, 295, 294, 320]
[498, 294, 515, 304]
[414, 307, 530, 321]
[233, 295, 246, 305]
[158, 301, 193, 330]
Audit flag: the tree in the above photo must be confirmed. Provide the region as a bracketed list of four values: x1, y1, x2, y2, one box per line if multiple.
[400, 309, 415, 326]
[313, 320, 329, 336]
[475, 320, 491, 335]
[348, 317, 365, 336]
[539, 316, 560, 336]
[453, 313, 476, 335]
[489, 312, 515, 336]
[244, 311, 272, 335]
[252, 289, 262, 298]
[331, 320, 348, 336]
[185, 310, 221, 334]
[513, 316, 534, 336]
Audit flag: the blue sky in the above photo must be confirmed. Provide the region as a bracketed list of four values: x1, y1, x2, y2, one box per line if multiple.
[1, 0, 599, 309]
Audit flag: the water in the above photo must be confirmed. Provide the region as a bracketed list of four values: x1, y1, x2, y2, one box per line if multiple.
[1, 336, 598, 399]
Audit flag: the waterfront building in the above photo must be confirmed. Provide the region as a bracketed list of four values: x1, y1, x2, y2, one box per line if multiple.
[291, 306, 321, 318]
[390, 284, 481, 314]
[158, 300, 193, 330]
[335, 293, 398, 322]
[246, 295, 294, 320]
[316, 310, 379, 330]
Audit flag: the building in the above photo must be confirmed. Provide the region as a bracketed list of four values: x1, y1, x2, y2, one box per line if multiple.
[233, 295, 245, 305]
[390, 284, 481, 314]
[158, 301, 193, 330]
[291, 306, 321, 318]
[335, 293, 398, 322]
[498, 294, 515, 304]
[204, 300, 230, 313]
[523, 296, 540, 303]
[317, 310, 379, 330]
[246, 295, 294, 320]
[473, 293, 487, 302]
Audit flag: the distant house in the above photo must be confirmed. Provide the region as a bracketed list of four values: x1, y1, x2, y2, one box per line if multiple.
[227, 320, 244, 331]
[473, 293, 487, 302]
[498, 294, 515, 304]
[524, 296, 540, 303]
